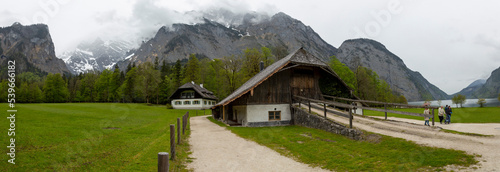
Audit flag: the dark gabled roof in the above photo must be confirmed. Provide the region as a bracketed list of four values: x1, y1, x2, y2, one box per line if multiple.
[170, 82, 218, 100]
[214, 47, 355, 107]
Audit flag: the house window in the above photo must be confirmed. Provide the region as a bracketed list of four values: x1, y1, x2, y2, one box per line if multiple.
[204, 101, 207, 105]
[184, 101, 191, 105]
[193, 100, 200, 105]
[174, 101, 182, 105]
[269, 111, 281, 121]
[181, 91, 195, 99]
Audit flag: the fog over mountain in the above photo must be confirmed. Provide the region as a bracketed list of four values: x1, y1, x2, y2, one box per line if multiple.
[2, 0, 500, 95]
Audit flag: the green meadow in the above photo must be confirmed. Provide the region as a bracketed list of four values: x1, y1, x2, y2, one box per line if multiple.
[363, 107, 500, 123]
[1, 103, 206, 171]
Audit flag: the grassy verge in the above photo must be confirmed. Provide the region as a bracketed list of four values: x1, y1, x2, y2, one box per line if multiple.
[441, 129, 493, 137]
[1, 103, 202, 171]
[363, 107, 500, 123]
[208, 117, 478, 171]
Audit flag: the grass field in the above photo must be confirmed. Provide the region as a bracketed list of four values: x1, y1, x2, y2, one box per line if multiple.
[208, 117, 478, 171]
[363, 107, 500, 123]
[1, 103, 208, 171]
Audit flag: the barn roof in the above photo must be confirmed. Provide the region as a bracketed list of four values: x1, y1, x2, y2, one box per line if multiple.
[170, 82, 218, 100]
[214, 47, 353, 107]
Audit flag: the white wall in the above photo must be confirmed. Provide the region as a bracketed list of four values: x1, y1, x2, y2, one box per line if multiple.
[232, 105, 247, 124]
[171, 98, 216, 110]
[245, 104, 291, 123]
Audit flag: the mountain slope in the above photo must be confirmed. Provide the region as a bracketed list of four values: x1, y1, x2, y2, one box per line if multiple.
[473, 67, 500, 98]
[335, 39, 449, 101]
[0, 23, 69, 75]
[117, 12, 337, 69]
[61, 38, 134, 74]
[454, 79, 486, 97]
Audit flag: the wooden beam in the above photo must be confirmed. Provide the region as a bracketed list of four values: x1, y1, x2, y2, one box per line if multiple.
[323, 95, 440, 109]
[361, 106, 433, 118]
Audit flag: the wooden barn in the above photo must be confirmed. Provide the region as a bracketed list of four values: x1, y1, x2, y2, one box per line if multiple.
[212, 47, 356, 127]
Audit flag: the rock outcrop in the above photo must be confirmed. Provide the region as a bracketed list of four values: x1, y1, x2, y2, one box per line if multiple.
[0, 23, 69, 75]
[335, 39, 449, 101]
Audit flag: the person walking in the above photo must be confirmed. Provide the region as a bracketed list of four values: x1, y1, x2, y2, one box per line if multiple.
[424, 106, 430, 126]
[438, 106, 445, 124]
[445, 105, 452, 124]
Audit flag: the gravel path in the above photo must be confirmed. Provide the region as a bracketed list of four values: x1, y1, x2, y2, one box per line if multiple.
[187, 116, 328, 172]
[306, 104, 500, 171]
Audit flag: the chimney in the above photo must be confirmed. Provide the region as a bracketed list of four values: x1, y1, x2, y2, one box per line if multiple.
[259, 61, 264, 71]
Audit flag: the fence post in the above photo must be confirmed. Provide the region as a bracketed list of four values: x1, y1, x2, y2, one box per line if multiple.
[308, 100, 311, 113]
[177, 118, 181, 144]
[182, 114, 186, 135]
[170, 124, 175, 160]
[432, 108, 435, 126]
[384, 103, 388, 120]
[349, 108, 353, 129]
[323, 104, 327, 118]
[158, 152, 169, 172]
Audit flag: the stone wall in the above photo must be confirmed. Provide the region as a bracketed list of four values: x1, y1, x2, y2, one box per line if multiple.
[291, 106, 362, 140]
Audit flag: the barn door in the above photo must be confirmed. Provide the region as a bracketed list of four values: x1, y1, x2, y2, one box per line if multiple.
[291, 68, 315, 98]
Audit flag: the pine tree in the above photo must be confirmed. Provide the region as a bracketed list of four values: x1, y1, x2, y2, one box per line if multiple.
[173, 59, 182, 88]
[183, 54, 201, 84]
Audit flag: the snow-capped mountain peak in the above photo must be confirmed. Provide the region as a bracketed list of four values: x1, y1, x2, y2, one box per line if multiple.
[62, 38, 136, 74]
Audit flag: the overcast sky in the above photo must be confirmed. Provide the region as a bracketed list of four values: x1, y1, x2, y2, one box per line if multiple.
[2, 0, 500, 95]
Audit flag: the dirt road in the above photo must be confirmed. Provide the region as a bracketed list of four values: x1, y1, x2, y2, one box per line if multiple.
[187, 116, 328, 172]
[306, 105, 500, 171]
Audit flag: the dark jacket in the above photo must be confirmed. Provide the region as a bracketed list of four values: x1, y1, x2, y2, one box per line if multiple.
[445, 107, 452, 115]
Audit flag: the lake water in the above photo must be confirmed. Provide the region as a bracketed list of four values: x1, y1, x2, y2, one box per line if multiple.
[409, 98, 500, 108]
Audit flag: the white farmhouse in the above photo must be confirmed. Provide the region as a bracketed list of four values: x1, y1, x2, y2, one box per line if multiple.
[170, 82, 217, 110]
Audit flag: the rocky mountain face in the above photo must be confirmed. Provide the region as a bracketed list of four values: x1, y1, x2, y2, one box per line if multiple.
[472, 67, 500, 98]
[454, 79, 486, 97]
[335, 39, 449, 101]
[0, 23, 69, 75]
[117, 12, 336, 69]
[60, 38, 134, 74]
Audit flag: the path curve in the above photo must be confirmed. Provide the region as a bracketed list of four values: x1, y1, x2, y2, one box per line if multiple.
[305, 104, 500, 171]
[187, 116, 328, 172]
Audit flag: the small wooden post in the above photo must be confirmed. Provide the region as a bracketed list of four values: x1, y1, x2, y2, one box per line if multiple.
[384, 103, 388, 120]
[432, 108, 435, 126]
[177, 118, 181, 144]
[308, 100, 311, 113]
[182, 114, 186, 135]
[170, 124, 175, 160]
[158, 152, 169, 172]
[323, 104, 327, 118]
[349, 108, 353, 129]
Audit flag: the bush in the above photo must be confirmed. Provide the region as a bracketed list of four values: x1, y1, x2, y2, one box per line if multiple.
[166, 103, 173, 109]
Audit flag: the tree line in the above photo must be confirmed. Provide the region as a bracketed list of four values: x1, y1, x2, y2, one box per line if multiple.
[0, 47, 279, 104]
[1, 47, 408, 104]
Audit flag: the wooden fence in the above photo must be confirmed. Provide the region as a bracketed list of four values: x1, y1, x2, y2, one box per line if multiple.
[293, 95, 437, 128]
[158, 111, 190, 172]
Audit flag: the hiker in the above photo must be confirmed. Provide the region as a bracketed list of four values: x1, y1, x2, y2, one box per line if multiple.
[423, 106, 430, 126]
[438, 106, 445, 124]
[445, 105, 452, 124]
